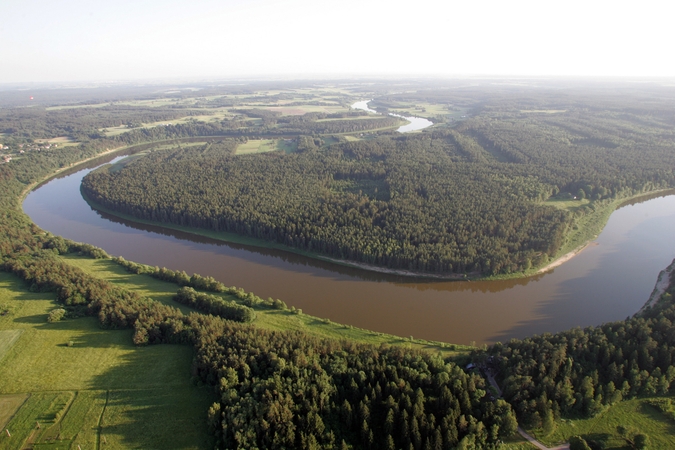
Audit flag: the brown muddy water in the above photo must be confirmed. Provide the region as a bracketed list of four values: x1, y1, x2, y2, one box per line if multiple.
[23, 155, 675, 345]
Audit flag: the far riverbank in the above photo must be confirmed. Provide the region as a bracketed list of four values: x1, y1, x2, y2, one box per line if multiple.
[81, 185, 673, 283]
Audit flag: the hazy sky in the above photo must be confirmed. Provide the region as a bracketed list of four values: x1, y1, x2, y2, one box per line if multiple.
[1, 0, 672, 83]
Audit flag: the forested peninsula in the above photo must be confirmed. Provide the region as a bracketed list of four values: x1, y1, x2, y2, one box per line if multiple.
[82, 93, 675, 276]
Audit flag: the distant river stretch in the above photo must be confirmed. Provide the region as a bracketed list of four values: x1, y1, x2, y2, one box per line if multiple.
[351, 100, 433, 132]
[24, 154, 675, 345]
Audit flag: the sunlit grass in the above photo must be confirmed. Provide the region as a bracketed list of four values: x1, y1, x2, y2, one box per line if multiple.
[60, 255, 472, 358]
[531, 397, 675, 449]
[0, 272, 214, 449]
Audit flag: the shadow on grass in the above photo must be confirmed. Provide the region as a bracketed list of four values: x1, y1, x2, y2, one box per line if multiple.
[579, 433, 612, 449]
[85, 340, 216, 449]
[13, 314, 48, 324]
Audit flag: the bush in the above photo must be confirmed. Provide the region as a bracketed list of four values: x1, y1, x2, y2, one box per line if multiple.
[569, 435, 592, 450]
[634, 434, 650, 450]
[47, 308, 66, 323]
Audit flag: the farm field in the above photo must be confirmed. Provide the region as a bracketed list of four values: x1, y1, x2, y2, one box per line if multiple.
[34, 136, 80, 147]
[101, 111, 232, 137]
[235, 139, 291, 155]
[0, 272, 214, 450]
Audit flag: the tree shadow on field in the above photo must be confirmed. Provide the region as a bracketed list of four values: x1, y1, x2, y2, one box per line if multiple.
[87, 341, 216, 449]
[13, 314, 49, 324]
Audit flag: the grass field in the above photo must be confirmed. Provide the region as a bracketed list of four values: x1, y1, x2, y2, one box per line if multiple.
[235, 138, 297, 155]
[520, 109, 567, 114]
[529, 396, 675, 449]
[370, 101, 468, 121]
[235, 139, 280, 155]
[34, 137, 80, 147]
[0, 329, 22, 361]
[316, 116, 383, 123]
[0, 272, 214, 449]
[251, 104, 347, 115]
[101, 111, 231, 137]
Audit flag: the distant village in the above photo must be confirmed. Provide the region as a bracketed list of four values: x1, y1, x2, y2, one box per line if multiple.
[0, 142, 59, 164]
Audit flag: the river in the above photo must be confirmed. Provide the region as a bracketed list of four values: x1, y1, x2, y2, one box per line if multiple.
[23, 154, 675, 345]
[351, 100, 433, 132]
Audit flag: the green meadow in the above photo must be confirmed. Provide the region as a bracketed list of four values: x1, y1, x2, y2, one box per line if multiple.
[531, 396, 675, 449]
[0, 272, 214, 450]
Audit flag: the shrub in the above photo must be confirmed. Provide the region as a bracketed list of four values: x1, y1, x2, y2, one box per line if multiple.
[47, 308, 66, 323]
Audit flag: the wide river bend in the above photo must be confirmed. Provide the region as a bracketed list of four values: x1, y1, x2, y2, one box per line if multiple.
[23, 155, 675, 345]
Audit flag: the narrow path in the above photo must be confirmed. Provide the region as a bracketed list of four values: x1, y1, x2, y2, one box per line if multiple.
[487, 373, 569, 450]
[96, 390, 109, 450]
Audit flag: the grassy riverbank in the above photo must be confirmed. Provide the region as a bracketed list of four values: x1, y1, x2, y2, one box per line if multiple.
[61, 255, 472, 356]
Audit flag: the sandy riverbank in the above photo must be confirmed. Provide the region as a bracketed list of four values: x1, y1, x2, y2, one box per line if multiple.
[638, 258, 675, 314]
[536, 242, 598, 274]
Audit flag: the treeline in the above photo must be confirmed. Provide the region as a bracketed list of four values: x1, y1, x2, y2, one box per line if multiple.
[106, 113, 402, 146]
[113, 256, 229, 292]
[174, 286, 255, 322]
[231, 108, 402, 133]
[0, 105, 198, 141]
[203, 326, 518, 449]
[485, 264, 675, 428]
[112, 256, 286, 309]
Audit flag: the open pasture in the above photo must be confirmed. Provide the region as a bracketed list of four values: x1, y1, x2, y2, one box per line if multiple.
[251, 103, 347, 115]
[34, 136, 80, 147]
[533, 397, 675, 449]
[0, 272, 214, 450]
[520, 109, 568, 114]
[101, 110, 231, 137]
[235, 138, 297, 154]
[379, 101, 469, 121]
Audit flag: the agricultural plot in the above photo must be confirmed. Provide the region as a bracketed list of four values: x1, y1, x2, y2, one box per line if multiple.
[0, 394, 28, 430]
[0, 272, 214, 450]
[34, 137, 79, 147]
[0, 330, 22, 362]
[253, 104, 347, 115]
[101, 110, 231, 137]
[235, 139, 297, 155]
[371, 100, 468, 121]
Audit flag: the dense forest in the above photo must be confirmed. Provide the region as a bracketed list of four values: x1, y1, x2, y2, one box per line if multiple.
[0, 142, 518, 449]
[83, 100, 675, 274]
[4, 81, 675, 448]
